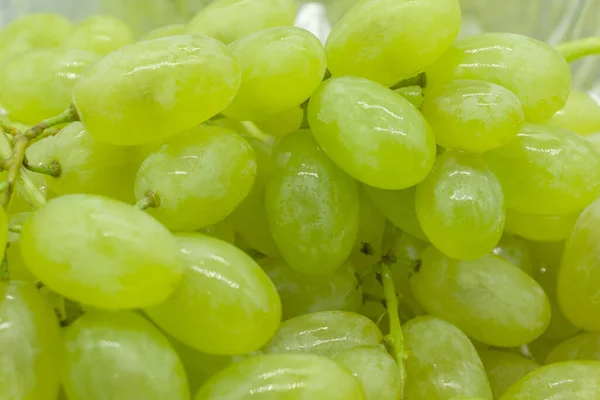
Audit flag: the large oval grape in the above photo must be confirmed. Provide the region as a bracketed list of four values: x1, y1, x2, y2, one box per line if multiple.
[20, 194, 183, 309]
[308, 76, 436, 189]
[73, 35, 241, 146]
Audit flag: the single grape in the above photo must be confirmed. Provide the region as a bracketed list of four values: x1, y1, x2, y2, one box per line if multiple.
[403, 316, 493, 400]
[325, 0, 460, 86]
[558, 197, 600, 331]
[0, 48, 99, 124]
[222, 27, 326, 121]
[546, 332, 600, 363]
[253, 106, 304, 137]
[427, 33, 572, 122]
[416, 151, 505, 260]
[135, 125, 256, 231]
[20, 194, 183, 309]
[421, 80, 524, 153]
[145, 233, 281, 355]
[394, 85, 424, 109]
[264, 310, 383, 357]
[61, 310, 190, 400]
[265, 130, 359, 275]
[545, 89, 600, 135]
[477, 348, 540, 399]
[63, 14, 134, 55]
[484, 124, 600, 216]
[308, 76, 436, 189]
[260, 258, 362, 320]
[141, 24, 187, 40]
[411, 246, 550, 347]
[505, 209, 580, 242]
[350, 190, 386, 271]
[357, 300, 389, 334]
[362, 185, 428, 241]
[0, 281, 61, 400]
[333, 346, 403, 400]
[73, 35, 241, 146]
[492, 235, 533, 275]
[498, 361, 600, 400]
[194, 353, 365, 400]
[187, 0, 296, 44]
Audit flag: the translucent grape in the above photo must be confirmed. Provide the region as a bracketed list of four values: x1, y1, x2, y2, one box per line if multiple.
[187, 0, 296, 44]
[265, 130, 359, 275]
[498, 361, 600, 400]
[135, 125, 256, 231]
[20, 194, 183, 309]
[0, 48, 99, 124]
[264, 310, 383, 357]
[98, 0, 184, 37]
[411, 247, 550, 347]
[546, 332, 600, 363]
[63, 15, 134, 55]
[145, 233, 281, 355]
[73, 35, 241, 146]
[357, 300, 389, 333]
[253, 106, 304, 137]
[421, 80, 524, 153]
[394, 85, 424, 109]
[61, 310, 189, 400]
[325, 0, 460, 86]
[333, 346, 403, 400]
[416, 151, 505, 260]
[222, 27, 326, 121]
[505, 209, 579, 242]
[260, 258, 362, 320]
[142, 24, 187, 40]
[484, 124, 600, 216]
[403, 316, 493, 400]
[197, 220, 235, 244]
[350, 190, 386, 270]
[194, 353, 365, 400]
[558, 197, 600, 331]
[0, 281, 61, 400]
[362, 185, 428, 241]
[477, 348, 540, 399]
[545, 89, 600, 136]
[427, 33, 572, 122]
[492, 235, 533, 275]
[308, 76, 436, 189]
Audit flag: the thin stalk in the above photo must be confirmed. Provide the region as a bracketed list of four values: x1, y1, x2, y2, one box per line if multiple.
[557, 36, 600, 63]
[136, 190, 161, 210]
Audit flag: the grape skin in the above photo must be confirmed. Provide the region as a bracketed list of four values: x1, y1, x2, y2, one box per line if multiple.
[63, 14, 135, 55]
[545, 332, 600, 363]
[477, 348, 540, 399]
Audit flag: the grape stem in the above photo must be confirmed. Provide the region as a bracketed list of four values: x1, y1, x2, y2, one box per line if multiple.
[0, 120, 20, 136]
[557, 36, 600, 63]
[136, 190, 161, 210]
[24, 160, 61, 178]
[0, 254, 8, 281]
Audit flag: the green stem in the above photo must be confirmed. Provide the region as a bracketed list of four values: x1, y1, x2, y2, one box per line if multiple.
[0, 254, 8, 281]
[136, 190, 161, 210]
[241, 121, 272, 144]
[381, 263, 408, 365]
[557, 36, 600, 63]
[0, 120, 22, 136]
[24, 160, 61, 178]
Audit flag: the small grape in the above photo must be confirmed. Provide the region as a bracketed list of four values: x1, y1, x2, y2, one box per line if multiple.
[141, 24, 187, 40]
[73, 35, 241, 146]
[308, 76, 436, 190]
[394, 85, 424, 108]
[492, 235, 533, 275]
[20, 194, 183, 309]
[477, 348, 540, 399]
[252, 106, 304, 138]
[546, 332, 600, 363]
[505, 209, 580, 242]
[545, 89, 600, 135]
[63, 14, 134, 55]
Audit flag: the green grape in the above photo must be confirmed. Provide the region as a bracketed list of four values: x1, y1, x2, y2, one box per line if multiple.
[362, 185, 428, 241]
[411, 247, 550, 347]
[350, 190, 386, 271]
[357, 300, 389, 334]
[135, 125, 257, 231]
[484, 124, 600, 216]
[325, 0, 460, 86]
[498, 361, 600, 400]
[260, 258, 362, 320]
[7, 240, 37, 282]
[333, 346, 403, 400]
[145, 233, 281, 355]
[61, 310, 189, 400]
[505, 209, 580, 242]
[198, 220, 235, 244]
[403, 316, 493, 400]
[394, 85, 424, 109]
[415, 151, 505, 260]
[0, 207, 6, 262]
[187, 0, 296, 44]
[545, 89, 600, 136]
[0, 281, 61, 400]
[0, 13, 72, 63]
[194, 353, 365, 400]
[73, 35, 241, 146]
[585, 132, 600, 153]
[477, 348, 540, 399]
[253, 106, 304, 137]
[63, 14, 134, 55]
[546, 332, 600, 364]
[558, 197, 600, 331]
[492, 235, 533, 275]
[142, 24, 187, 40]
[222, 27, 326, 121]
[427, 33, 572, 122]
[98, 0, 185, 37]
[308, 76, 436, 190]
[264, 310, 383, 357]
[265, 130, 359, 275]
[0, 48, 99, 124]
[228, 136, 280, 257]
[20, 194, 183, 309]
[421, 80, 524, 153]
